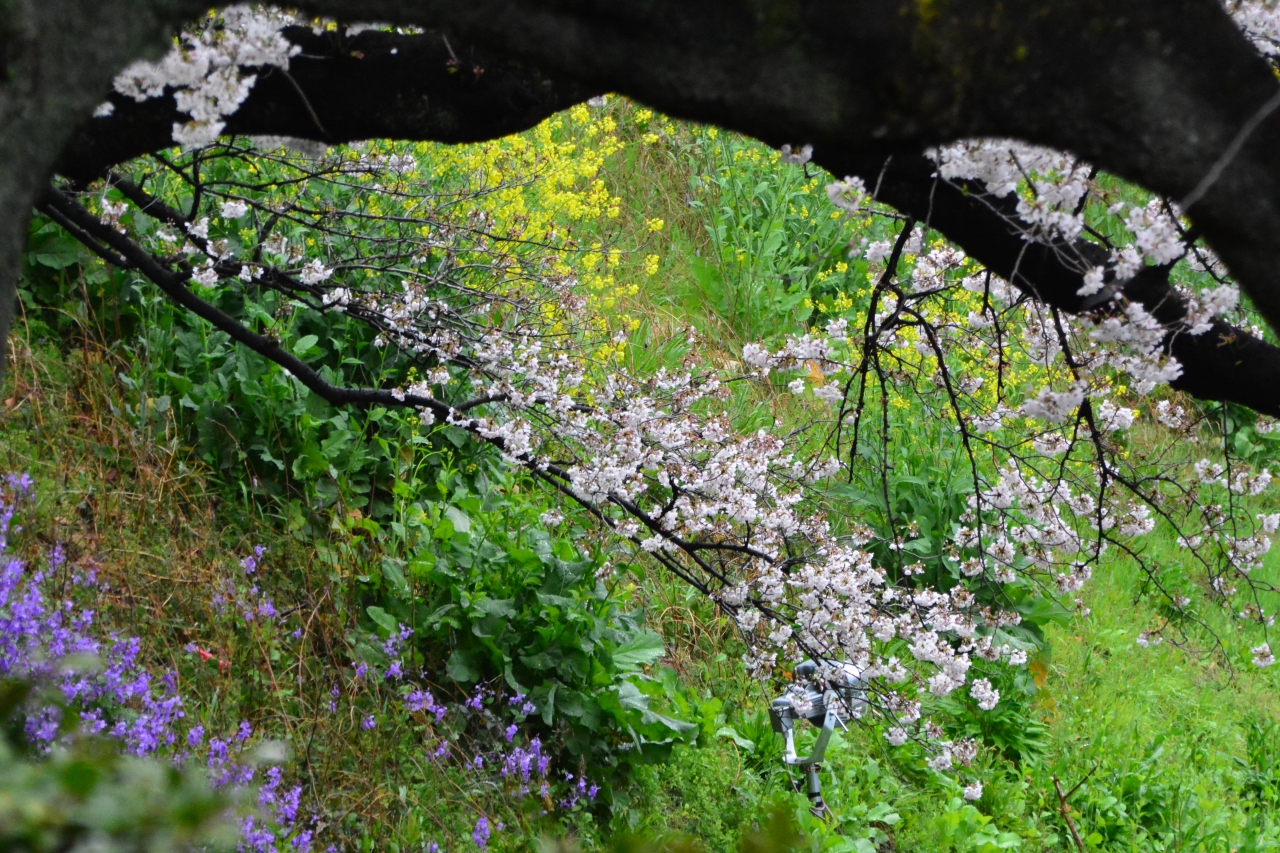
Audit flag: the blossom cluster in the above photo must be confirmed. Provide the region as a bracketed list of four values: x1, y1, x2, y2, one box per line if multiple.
[111, 6, 300, 147]
[76, 121, 1280, 779]
[895, 58, 1280, 666]
[1226, 0, 1280, 55]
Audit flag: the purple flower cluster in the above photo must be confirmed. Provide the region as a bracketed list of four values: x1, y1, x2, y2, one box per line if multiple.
[404, 687, 447, 722]
[416, 681, 597, 819]
[0, 480, 186, 757]
[560, 772, 600, 810]
[499, 736, 552, 797]
[207, 738, 252, 788]
[383, 672, 598, 839]
[507, 691, 538, 716]
[244, 766, 311, 852]
[240, 545, 266, 575]
[472, 816, 490, 849]
[2, 474, 608, 851]
[0, 481, 312, 852]
[380, 624, 413, 680]
[212, 576, 278, 624]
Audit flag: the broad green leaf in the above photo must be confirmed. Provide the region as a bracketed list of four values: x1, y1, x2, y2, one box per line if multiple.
[535, 591, 576, 611]
[423, 603, 457, 628]
[714, 725, 755, 752]
[292, 334, 319, 356]
[365, 606, 398, 633]
[446, 648, 479, 683]
[380, 559, 408, 595]
[473, 597, 516, 618]
[443, 506, 471, 534]
[519, 649, 562, 670]
[537, 683, 557, 725]
[611, 629, 665, 671]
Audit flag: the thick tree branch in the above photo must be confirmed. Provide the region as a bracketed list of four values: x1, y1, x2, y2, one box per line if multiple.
[55, 27, 595, 183]
[826, 151, 1280, 416]
[0, 0, 213, 372]
[255, 0, 1280, 337]
[11, 0, 1280, 341]
[13, 1, 1280, 417]
[50, 35, 1280, 417]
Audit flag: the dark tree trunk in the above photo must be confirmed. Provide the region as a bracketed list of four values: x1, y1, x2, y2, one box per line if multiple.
[0, 0, 210, 366]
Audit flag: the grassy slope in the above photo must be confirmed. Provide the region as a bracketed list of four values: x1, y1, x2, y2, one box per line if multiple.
[3, 104, 1279, 852]
[0, 337, 536, 851]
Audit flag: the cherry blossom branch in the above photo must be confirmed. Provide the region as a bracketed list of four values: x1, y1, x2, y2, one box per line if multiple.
[41, 186, 452, 420]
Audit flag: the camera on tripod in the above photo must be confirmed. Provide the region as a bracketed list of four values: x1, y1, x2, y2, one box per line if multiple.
[769, 658, 868, 817]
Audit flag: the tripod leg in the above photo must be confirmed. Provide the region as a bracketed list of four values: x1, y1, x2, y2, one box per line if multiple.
[804, 763, 827, 819]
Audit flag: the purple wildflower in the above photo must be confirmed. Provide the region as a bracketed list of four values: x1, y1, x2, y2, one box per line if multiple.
[240, 545, 265, 575]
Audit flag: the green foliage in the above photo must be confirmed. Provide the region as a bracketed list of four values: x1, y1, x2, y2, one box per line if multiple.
[19, 210, 397, 512]
[1236, 715, 1280, 808]
[617, 745, 767, 848]
[1201, 400, 1280, 466]
[932, 799, 1024, 853]
[338, 440, 702, 790]
[19, 217, 143, 346]
[829, 406, 1068, 656]
[661, 131, 852, 345]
